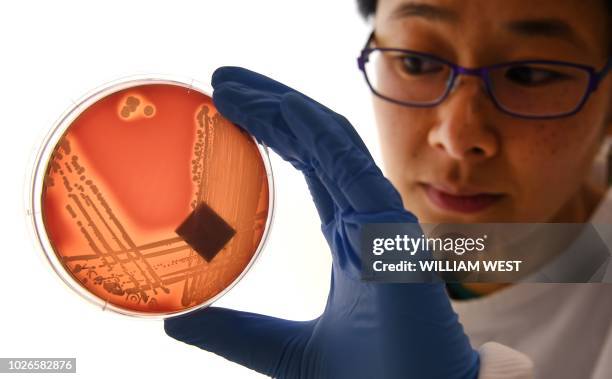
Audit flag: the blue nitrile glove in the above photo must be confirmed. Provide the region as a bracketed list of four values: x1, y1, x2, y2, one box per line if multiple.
[164, 66, 480, 379]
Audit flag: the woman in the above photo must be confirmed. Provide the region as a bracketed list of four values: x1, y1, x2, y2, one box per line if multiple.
[165, 0, 612, 377]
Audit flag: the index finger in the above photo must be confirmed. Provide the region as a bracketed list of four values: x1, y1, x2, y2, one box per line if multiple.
[211, 66, 374, 161]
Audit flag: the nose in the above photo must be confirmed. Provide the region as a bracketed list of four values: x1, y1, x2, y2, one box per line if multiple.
[427, 76, 499, 162]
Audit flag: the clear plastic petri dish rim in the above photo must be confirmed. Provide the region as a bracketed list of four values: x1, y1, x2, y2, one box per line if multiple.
[26, 74, 275, 320]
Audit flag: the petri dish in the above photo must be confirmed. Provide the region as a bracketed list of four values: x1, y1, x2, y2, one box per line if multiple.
[27, 76, 274, 319]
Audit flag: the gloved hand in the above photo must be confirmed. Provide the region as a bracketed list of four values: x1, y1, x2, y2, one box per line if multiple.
[164, 66, 480, 379]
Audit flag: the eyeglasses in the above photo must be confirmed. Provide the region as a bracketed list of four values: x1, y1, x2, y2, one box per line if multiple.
[357, 31, 612, 119]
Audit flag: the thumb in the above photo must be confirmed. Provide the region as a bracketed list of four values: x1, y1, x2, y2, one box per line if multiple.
[164, 306, 316, 377]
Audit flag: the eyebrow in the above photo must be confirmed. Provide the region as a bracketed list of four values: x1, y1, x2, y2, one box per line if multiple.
[388, 2, 458, 23]
[504, 18, 583, 47]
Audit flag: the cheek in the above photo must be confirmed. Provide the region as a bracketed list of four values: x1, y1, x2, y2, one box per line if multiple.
[505, 127, 567, 199]
[520, 113, 603, 183]
[502, 114, 603, 219]
[373, 99, 430, 181]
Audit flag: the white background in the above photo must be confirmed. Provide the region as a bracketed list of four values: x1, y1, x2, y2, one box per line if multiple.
[0, 1, 377, 378]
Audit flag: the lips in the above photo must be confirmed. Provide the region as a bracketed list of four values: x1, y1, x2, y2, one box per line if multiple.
[420, 182, 505, 213]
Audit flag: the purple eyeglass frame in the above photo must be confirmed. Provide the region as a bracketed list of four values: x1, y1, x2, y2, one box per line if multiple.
[357, 31, 612, 119]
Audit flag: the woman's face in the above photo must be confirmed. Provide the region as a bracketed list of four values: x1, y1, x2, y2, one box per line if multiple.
[373, 0, 612, 223]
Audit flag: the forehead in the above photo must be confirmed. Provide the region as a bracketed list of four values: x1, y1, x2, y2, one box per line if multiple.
[374, 0, 610, 59]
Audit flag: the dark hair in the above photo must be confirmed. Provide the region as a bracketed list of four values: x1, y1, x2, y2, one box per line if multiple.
[356, 0, 376, 19]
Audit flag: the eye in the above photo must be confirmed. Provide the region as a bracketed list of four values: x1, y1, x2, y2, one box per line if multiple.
[397, 54, 445, 75]
[504, 65, 569, 86]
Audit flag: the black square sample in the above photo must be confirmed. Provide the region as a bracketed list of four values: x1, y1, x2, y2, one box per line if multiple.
[175, 202, 236, 262]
